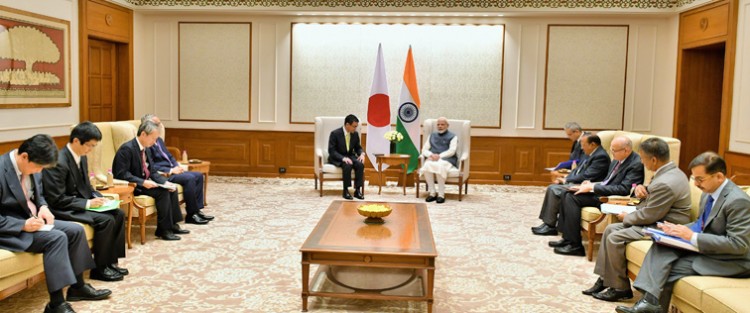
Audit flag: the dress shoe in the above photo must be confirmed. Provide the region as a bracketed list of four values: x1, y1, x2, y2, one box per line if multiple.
[615, 298, 662, 313]
[353, 190, 364, 200]
[155, 229, 181, 241]
[172, 224, 190, 234]
[532, 224, 557, 236]
[582, 277, 605, 295]
[66, 283, 112, 301]
[436, 197, 445, 204]
[548, 239, 570, 248]
[531, 223, 547, 232]
[44, 302, 76, 313]
[197, 210, 214, 220]
[109, 264, 128, 276]
[88, 267, 123, 282]
[425, 195, 437, 202]
[553, 244, 586, 256]
[185, 214, 209, 225]
[343, 190, 353, 200]
[594, 287, 634, 302]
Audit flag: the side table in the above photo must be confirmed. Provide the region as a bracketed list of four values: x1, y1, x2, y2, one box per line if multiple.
[374, 153, 410, 195]
[99, 184, 136, 249]
[184, 160, 210, 206]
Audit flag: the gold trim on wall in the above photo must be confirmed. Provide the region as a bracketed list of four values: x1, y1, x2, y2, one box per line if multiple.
[123, 0, 698, 9]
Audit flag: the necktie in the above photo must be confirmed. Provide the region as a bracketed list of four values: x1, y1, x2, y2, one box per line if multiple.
[155, 141, 174, 167]
[20, 175, 38, 216]
[141, 149, 151, 178]
[602, 161, 622, 185]
[345, 132, 350, 151]
[700, 195, 714, 230]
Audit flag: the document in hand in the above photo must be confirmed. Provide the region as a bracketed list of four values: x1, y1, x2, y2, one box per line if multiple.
[157, 183, 177, 191]
[39, 224, 55, 231]
[600, 203, 637, 215]
[87, 200, 122, 212]
[644, 227, 699, 252]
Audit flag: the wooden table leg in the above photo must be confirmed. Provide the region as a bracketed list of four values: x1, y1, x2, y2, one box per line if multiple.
[126, 202, 133, 249]
[378, 161, 383, 195]
[139, 207, 146, 245]
[402, 164, 407, 195]
[301, 255, 310, 312]
[426, 267, 435, 313]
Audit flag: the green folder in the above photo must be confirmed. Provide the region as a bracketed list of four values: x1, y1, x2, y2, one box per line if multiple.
[87, 200, 122, 212]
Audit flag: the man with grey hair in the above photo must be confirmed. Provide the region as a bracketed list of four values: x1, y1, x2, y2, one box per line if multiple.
[113, 120, 186, 241]
[141, 114, 211, 225]
[583, 137, 691, 303]
[419, 117, 457, 204]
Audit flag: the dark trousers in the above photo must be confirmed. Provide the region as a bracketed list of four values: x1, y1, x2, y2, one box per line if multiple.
[168, 171, 204, 215]
[341, 160, 364, 190]
[538, 184, 569, 227]
[89, 210, 126, 269]
[25, 221, 96, 292]
[559, 192, 601, 245]
[136, 187, 183, 231]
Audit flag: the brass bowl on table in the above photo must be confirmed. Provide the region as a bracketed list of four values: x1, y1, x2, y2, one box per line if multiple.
[357, 203, 392, 224]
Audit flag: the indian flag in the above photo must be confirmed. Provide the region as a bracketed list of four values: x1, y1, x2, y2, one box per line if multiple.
[395, 46, 421, 174]
[366, 44, 391, 170]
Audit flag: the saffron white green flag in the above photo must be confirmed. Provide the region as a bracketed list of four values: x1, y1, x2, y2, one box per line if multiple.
[366, 44, 391, 170]
[395, 46, 421, 174]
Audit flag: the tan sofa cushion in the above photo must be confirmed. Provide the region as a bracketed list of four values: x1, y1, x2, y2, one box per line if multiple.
[702, 288, 750, 313]
[0, 250, 43, 280]
[673, 277, 750, 312]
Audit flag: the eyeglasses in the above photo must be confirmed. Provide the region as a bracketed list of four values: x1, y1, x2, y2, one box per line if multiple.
[691, 173, 715, 183]
[610, 147, 625, 153]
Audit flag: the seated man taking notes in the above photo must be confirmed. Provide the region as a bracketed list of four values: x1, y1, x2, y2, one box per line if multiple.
[42, 122, 128, 282]
[1, 135, 110, 313]
[616, 152, 750, 313]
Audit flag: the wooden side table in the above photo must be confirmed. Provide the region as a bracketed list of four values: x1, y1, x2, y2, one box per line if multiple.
[184, 160, 210, 206]
[99, 184, 136, 249]
[374, 154, 410, 195]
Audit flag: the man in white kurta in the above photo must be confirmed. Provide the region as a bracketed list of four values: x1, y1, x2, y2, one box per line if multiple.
[419, 117, 458, 204]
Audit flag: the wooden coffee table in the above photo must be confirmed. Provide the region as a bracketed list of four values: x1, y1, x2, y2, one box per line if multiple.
[300, 200, 437, 312]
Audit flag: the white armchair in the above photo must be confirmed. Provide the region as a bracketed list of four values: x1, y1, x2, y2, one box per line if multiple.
[416, 119, 471, 201]
[314, 116, 365, 197]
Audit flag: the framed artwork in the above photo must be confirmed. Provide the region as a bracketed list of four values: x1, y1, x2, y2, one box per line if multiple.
[0, 5, 70, 109]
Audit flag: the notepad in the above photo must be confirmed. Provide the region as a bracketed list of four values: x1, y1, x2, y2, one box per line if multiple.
[87, 200, 122, 212]
[157, 183, 177, 191]
[39, 224, 54, 231]
[601, 203, 637, 215]
[644, 227, 699, 252]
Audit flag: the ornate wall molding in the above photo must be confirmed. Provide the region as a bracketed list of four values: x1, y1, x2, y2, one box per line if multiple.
[124, 0, 698, 9]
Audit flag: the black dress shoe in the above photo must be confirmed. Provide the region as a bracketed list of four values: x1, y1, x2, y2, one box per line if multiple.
[66, 283, 112, 301]
[343, 190, 353, 200]
[88, 267, 123, 282]
[594, 287, 634, 302]
[531, 223, 547, 232]
[172, 224, 190, 234]
[185, 214, 209, 225]
[109, 264, 128, 276]
[425, 195, 437, 202]
[615, 298, 662, 313]
[436, 197, 445, 204]
[197, 210, 214, 220]
[553, 244, 586, 256]
[532, 224, 557, 236]
[353, 190, 364, 200]
[44, 302, 76, 313]
[548, 239, 570, 247]
[155, 229, 181, 241]
[582, 277, 605, 295]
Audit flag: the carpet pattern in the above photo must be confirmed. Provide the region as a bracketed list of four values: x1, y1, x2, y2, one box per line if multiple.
[0, 177, 637, 312]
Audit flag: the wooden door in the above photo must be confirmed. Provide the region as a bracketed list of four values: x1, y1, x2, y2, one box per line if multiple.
[87, 39, 117, 122]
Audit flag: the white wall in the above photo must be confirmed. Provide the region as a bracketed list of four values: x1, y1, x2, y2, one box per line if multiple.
[133, 12, 679, 138]
[730, 0, 750, 154]
[0, 0, 79, 141]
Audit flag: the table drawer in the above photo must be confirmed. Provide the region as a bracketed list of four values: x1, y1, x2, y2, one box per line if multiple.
[680, 3, 729, 45]
[308, 252, 431, 267]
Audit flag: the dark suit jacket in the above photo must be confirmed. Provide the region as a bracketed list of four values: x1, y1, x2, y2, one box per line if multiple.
[565, 146, 609, 184]
[327, 127, 363, 167]
[149, 137, 179, 173]
[42, 147, 103, 224]
[112, 138, 167, 193]
[0, 152, 47, 251]
[593, 151, 645, 196]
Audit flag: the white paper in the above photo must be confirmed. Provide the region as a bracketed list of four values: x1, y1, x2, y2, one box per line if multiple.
[39, 224, 54, 231]
[600, 203, 637, 215]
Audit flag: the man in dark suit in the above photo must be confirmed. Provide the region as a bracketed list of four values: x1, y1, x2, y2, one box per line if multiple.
[616, 152, 750, 313]
[142, 114, 212, 225]
[42, 122, 127, 282]
[1, 135, 110, 313]
[532, 134, 610, 236]
[583, 138, 691, 303]
[328, 114, 365, 200]
[113, 120, 186, 241]
[551, 136, 645, 256]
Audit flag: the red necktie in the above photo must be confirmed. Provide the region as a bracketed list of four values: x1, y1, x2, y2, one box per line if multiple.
[20, 175, 38, 216]
[141, 149, 151, 178]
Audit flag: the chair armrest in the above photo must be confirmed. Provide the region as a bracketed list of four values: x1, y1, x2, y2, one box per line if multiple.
[100, 193, 120, 201]
[315, 148, 324, 171]
[167, 146, 181, 160]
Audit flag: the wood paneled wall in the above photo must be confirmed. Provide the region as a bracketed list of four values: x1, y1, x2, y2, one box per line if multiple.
[165, 129, 575, 186]
[725, 151, 750, 186]
[0, 136, 70, 154]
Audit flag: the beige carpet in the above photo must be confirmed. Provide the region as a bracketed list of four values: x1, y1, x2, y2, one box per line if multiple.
[0, 177, 638, 312]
